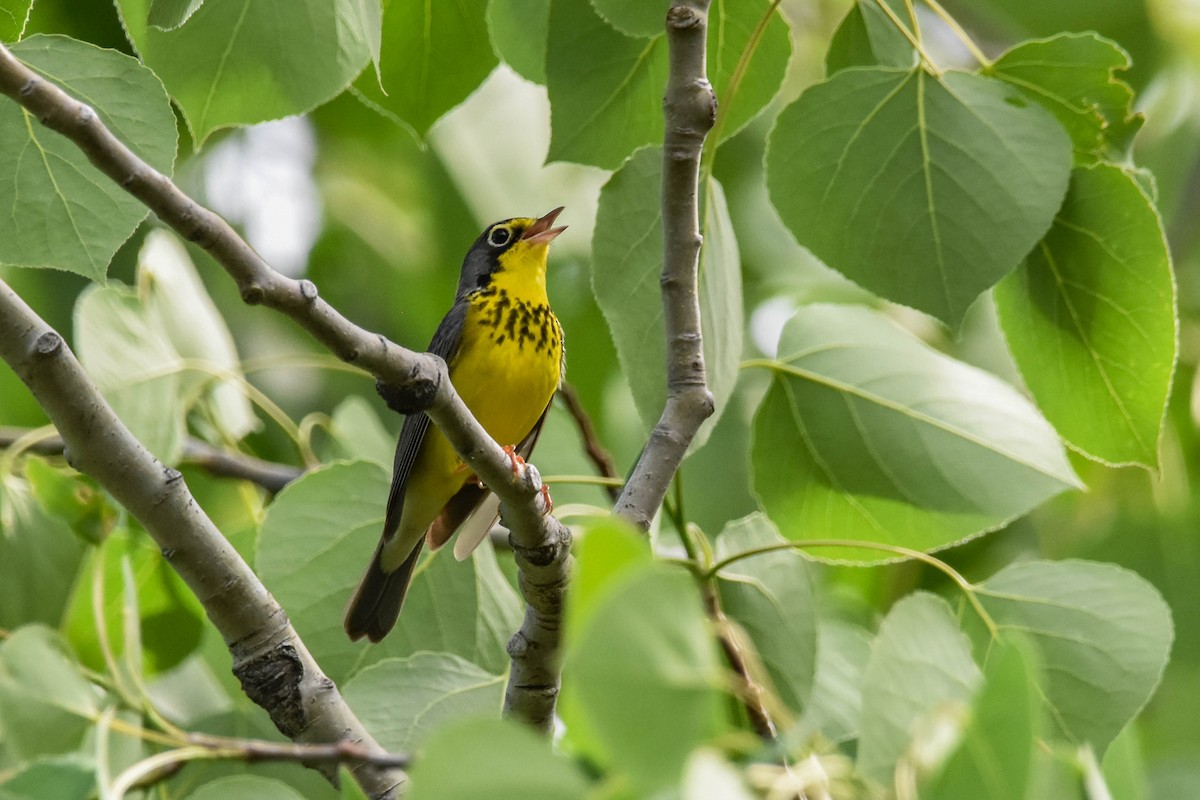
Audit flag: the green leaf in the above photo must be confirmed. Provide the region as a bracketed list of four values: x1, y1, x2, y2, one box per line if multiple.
[565, 562, 724, 790]
[0, 0, 32, 41]
[343, 652, 503, 751]
[547, 0, 789, 168]
[339, 766, 371, 800]
[857, 593, 982, 784]
[922, 636, 1043, 800]
[256, 461, 523, 683]
[115, 0, 371, 145]
[147, 0, 204, 30]
[589, 0, 664, 37]
[591, 148, 743, 450]
[990, 33, 1142, 164]
[751, 304, 1080, 561]
[63, 527, 206, 677]
[138, 231, 258, 442]
[329, 395, 394, 467]
[1101, 725, 1147, 800]
[994, 165, 1175, 467]
[0, 478, 87, 630]
[565, 517, 651, 638]
[74, 284, 186, 464]
[0, 35, 177, 281]
[766, 67, 1072, 325]
[24, 456, 115, 545]
[793, 620, 873, 744]
[183, 776, 306, 800]
[487, 0, 549, 83]
[824, 0, 914, 75]
[715, 513, 816, 714]
[354, 0, 496, 138]
[977, 559, 1173, 755]
[0, 626, 99, 760]
[409, 717, 591, 798]
[0, 756, 94, 800]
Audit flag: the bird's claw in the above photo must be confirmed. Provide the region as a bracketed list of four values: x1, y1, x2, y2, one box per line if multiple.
[538, 484, 554, 516]
[502, 445, 524, 477]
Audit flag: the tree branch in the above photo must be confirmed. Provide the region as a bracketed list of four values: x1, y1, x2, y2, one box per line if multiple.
[613, 2, 716, 530]
[0, 427, 303, 493]
[0, 36, 568, 768]
[0, 281, 405, 799]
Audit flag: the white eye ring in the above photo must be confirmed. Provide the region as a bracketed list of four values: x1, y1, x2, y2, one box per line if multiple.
[488, 227, 512, 247]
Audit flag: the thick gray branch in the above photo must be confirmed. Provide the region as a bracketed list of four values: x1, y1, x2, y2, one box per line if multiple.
[0, 39, 568, 761]
[0, 281, 405, 800]
[614, 1, 716, 529]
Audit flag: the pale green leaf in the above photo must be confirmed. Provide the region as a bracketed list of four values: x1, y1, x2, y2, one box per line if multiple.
[487, 0, 549, 84]
[715, 513, 816, 713]
[766, 67, 1072, 325]
[354, 0, 496, 137]
[592, 148, 742, 450]
[138, 230, 258, 441]
[115, 0, 372, 145]
[923, 636, 1043, 800]
[0, 756, 93, 800]
[793, 620, 872, 744]
[409, 717, 591, 798]
[330, 395, 394, 467]
[566, 562, 724, 789]
[75, 284, 186, 463]
[0, 626, 99, 760]
[0, 36, 177, 280]
[343, 652, 503, 751]
[977, 559, 1173, 755]
[183, 776, 306, 800]
[751, 304, 1080, 561]
[857, 593, 982, 783]
[990, 33, 1142, 164]
[256, 461, 523, 683]
[995, 165, 1175, 467]
[0, 478, 87, 630]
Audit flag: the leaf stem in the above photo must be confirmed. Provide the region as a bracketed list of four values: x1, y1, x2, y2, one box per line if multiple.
[707, 538, 999, 638]
[921, 0, 991, 67]
[871, 0, 940, 75]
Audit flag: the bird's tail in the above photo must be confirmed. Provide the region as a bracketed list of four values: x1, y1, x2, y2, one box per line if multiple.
[344, 538, 423, 643]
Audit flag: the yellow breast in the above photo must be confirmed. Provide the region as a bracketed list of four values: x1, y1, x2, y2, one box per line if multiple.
[454, 283, 563, 446]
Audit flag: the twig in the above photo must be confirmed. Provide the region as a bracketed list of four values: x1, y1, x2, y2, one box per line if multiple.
[557, 383, 620, 501]
[0, 282, 404, 800]
[0, 426, 303, 493]
[612, 1, 716, 530]
[0, 38, 567, 788]
[701, 582, 777, 740]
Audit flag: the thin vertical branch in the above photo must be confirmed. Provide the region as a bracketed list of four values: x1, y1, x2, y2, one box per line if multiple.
[613, 1, 716, 530]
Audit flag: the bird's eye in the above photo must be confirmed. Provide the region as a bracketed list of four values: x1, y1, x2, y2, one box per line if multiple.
[488, 227, 511, 247]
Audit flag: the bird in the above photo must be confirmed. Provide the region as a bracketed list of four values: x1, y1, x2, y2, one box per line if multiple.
[344, 208, 567, 643]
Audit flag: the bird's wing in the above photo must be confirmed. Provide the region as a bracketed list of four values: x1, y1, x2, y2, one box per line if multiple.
[451, 398, 553, 561]
[378, 301, 468, 544]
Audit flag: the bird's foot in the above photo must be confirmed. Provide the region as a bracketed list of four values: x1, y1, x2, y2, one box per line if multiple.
[538, 484, 554, 516]
[502, 445, 524, 476]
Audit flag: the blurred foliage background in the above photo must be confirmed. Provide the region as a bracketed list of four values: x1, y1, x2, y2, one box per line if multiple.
[3, 0, 1200, 793]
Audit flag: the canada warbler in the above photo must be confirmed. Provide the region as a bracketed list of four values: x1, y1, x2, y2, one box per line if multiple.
[344, 208, 567, 643]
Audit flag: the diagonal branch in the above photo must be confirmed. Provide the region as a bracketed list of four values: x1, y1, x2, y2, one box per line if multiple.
[613, 2, 716, 529]
[0, 37, 568, 770]
[0, 281, 405, 799]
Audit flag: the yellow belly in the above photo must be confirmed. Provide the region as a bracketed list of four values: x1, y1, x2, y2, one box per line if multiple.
[384, 296, 562, 567]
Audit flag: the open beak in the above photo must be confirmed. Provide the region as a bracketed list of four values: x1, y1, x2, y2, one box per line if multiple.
[521, 206, 567, 245]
